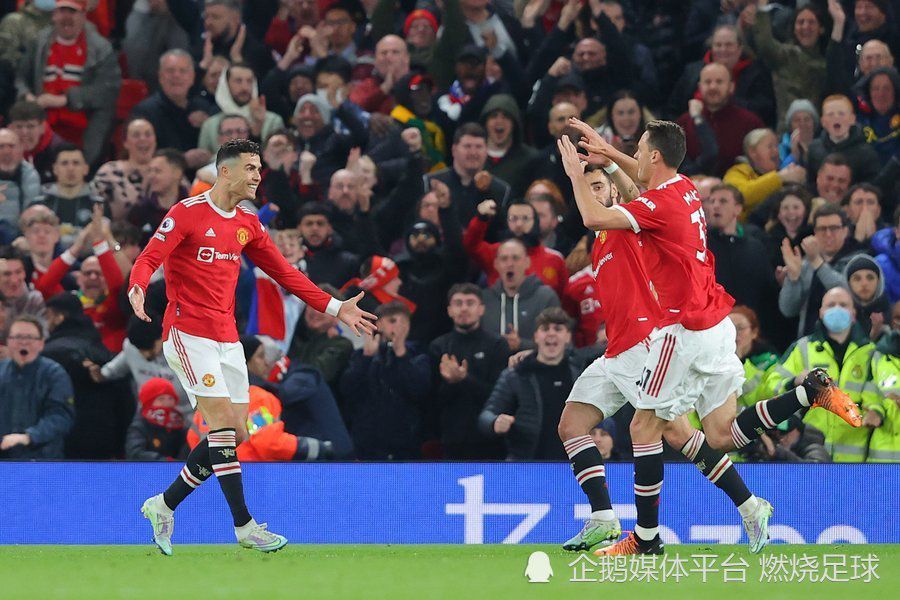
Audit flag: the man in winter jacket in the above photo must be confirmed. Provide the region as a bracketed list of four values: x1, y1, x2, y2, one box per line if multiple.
[0, 315, 73, 459]
[479, 307, 581, 460]
[481, 238, 560, 352]
[479, 94, 538, 197]
[805, 95, 880, 183]
[0, 128, 41, 245]
[428, 283, 509, 459]
[125, 378, 187, 461]
[297, 202, 361, 288]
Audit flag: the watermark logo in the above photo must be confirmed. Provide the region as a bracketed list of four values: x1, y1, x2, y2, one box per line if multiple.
[525, 552, 553, 583]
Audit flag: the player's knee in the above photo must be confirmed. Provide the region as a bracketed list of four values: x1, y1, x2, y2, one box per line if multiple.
[629, 410, 662, 443]
[557, 417, 585, 442]
[704, 429, 733, 451]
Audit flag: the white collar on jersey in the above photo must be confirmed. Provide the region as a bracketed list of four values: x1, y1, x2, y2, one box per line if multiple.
[654, 174, 683, 190]
[203, 191, 236, 218]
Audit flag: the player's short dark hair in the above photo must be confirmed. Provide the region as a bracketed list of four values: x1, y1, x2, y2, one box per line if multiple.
[811, 203, 849, 228]
[645, 120, 686, 169]
[10, 314, 44, 339]
[843, 182, 882, 206]
[453, 122, 487, 145]
[216, 138, 260, 166]
[319, 283, 344, 301]
[298, 201, 333, 223]
[127, 315, 163, 350]
[315, 55, 353, 84]
[154, 148, 187, 174]
[447, 282, 482, 304]
[53, 143, 84, 163]
[709, 183, 744, 205]
[535, 307, 574, 331]
[375, 300, 412, 320]
[8, 100, 46, 123]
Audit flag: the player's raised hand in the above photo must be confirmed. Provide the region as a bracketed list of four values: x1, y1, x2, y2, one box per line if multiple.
[557, 136, 586, 178]
[128, 285, 151, 322]
[338, 292, 378, 336]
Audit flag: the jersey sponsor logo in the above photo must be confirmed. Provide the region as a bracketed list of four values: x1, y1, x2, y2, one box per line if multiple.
[591, 252, 614, 277]
[236, 227, 251, 246]
[202, 373, 216, 387]
[159, 217, 175, 233]
[196, 247, 240, 263]
[636, 197, 656, 211]
[205, 228, 216, 237]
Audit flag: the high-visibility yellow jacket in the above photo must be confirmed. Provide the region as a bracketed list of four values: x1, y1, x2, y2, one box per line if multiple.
[867, 331, 900, 462]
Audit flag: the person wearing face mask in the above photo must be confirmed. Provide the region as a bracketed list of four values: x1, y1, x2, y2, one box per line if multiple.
[0, 315, 74, 459]
[865, 301, 900, 462]
[464, 199, 568, 298]
[764, 287, 877, 462]
[844, 254, 891, 341]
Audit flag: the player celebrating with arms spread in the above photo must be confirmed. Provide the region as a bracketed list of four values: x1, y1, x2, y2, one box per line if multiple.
[131, 139, 376, 555]
[567, 118, 862, 556]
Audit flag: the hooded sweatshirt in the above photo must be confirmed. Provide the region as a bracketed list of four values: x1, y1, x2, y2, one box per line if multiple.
[855, 66, 900, 166]
[478, 94, 538, 196]
[196, 70, 285, 153]
[844, 253, 892, 339]
[481, 274, 560, 346]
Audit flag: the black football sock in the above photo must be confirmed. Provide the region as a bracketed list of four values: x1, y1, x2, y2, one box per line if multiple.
[681, 430, 752, 507]
[162, 437, 212, 511]
[564, 435, 613, 518]
[632, 440, 663, 542]
[208, 428, 252, 527]
[731, 387, 809, 448]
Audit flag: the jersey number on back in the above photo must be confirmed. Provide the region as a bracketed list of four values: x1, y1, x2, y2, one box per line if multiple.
[690, 209, 708, 262]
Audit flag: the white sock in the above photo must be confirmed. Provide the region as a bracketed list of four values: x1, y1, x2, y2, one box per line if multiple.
[156, 494, 174, 515]
[591, 510, 616, 521]
[796, 385, 810, 407]
[737, 495, 760, 518]
[633, 525, 659, 541]
[234, 518, 258, 538]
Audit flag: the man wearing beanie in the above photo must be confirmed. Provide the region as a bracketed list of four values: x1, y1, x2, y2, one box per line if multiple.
[125, 378, 187, 461]
[292, 91, 368, 185]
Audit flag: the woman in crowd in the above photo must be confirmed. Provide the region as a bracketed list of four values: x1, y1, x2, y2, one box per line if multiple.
[91, 118, 157, 223]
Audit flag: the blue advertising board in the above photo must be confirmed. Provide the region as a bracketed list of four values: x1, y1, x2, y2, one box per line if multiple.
[0, 462, 896, 545]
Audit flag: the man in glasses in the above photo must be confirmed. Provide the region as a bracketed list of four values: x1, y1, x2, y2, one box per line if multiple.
[0, 315, 74, 459]
[780, 204, 867, 338]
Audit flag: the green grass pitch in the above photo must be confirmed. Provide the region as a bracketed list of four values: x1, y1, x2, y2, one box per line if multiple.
[0, 544, 896, 600]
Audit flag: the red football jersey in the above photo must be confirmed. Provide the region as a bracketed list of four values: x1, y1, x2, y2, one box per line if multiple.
[590, 228, 661, 357]
[612, 174, 734, 330]
[561, 266, 603, 349]
[129, 193, 339, 343]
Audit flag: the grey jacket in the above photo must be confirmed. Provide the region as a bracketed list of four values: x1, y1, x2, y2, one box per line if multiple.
[0, 160, 41, 233]
[17, 23, 121, 165]
[101, 339, 192, 419]
[778, 251, 860, 336]
[481, 275, 560, 346]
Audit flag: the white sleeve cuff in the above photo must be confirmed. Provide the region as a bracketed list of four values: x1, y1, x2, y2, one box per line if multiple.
[92, 240, 110, 255]
[61, 250, 77, 265]
[325, 297, 343, 317]
[611, 204, 640, 233]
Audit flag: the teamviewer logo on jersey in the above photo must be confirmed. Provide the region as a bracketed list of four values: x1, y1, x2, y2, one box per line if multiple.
[197, 247, 215, 263]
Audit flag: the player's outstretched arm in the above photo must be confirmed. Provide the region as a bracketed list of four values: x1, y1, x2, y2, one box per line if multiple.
[338, 292, 378, 337]
[567, 117, 642, 184]
[558, 137, 633, 232]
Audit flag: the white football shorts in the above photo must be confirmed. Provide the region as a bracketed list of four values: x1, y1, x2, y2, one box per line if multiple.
[162, 327, 250, 408]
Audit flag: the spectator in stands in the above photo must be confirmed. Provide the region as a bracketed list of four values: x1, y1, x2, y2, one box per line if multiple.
[350, 34, 410, 114]
[596, 0, 659, 105]
[425, 123, 511, 227]
[676, 62, 764, 176]
[479, 307, 580, 460]
[858, 39, 895, 79]
[779, 204, 865, 337]
[84, 315, 190, 419]
[131, 49, 215, 164]
[0, 251, 46, 331]
[124, 378, 187, 461]
[128, 149, 188, 244]
[341, 301, 431, 459]
[814, 153, 854, 204]
[705, 184, 778, 331]
[7, 100, 64, 182]
[526, 103, 582, 224]
[806, 95, 880, 182]
[15, 205, 74, 300]
[777, 99, 819, 169]
[866, 305, 900, 462]
[17, 0, 121, 166]
[729, 305, 778, 411]
[0, 315, 74, 459]
[845, 254, 891, 341]
[872, 206, 900, 303]
[194, 0, 273, 75]
[297, 202, 360, 288]
[324, 169, 381, 258]
[724, 128, 807, 218]
[855, 67, 900, 167]
[261, 45, 316, 124]
[41, 291, 133, 459]
[198, 63, 286, 153]
[464, 198, 568, 298]
[387, 74, 447, 172]
[744, 415, 830, 463]
[745, 0, 829, 126]
[0, 1, 53, 75]
[528, 191, 573, 257]
[765, 287, 876, 462]
[191, 114, 252, 193]
[0, 128, 41, 245]
[667, 23, 775, 126]
[428, 283, 508, 459]
[287, 284, 354, 394]
[460, 0, 525, 61]
[122, 0, 190, 88]
[313, 1, 366, 65]
[264, 0, 320, 57]
[92, 118, 158, 223]
[481, 238, 561, 352]
[292, 92, 369, 185]
[479, 94, 538, 197]
[38, 144, 101, 236]
[762, 185, 814, 268]
[843, 183, 887, 245]
[844, 0, 898, 61]
[590, 90, 649, 159]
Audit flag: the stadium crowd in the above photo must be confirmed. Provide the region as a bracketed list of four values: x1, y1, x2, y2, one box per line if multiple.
[0, 0, 898, 464]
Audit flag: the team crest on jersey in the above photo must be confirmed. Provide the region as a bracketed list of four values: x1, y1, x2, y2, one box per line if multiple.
[598, 231, 607, 244]
[202, 373, 216, 387]
[159, 217, 175, 233]
[542, 267, 557, 281]
[236, 227, 251, 246]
